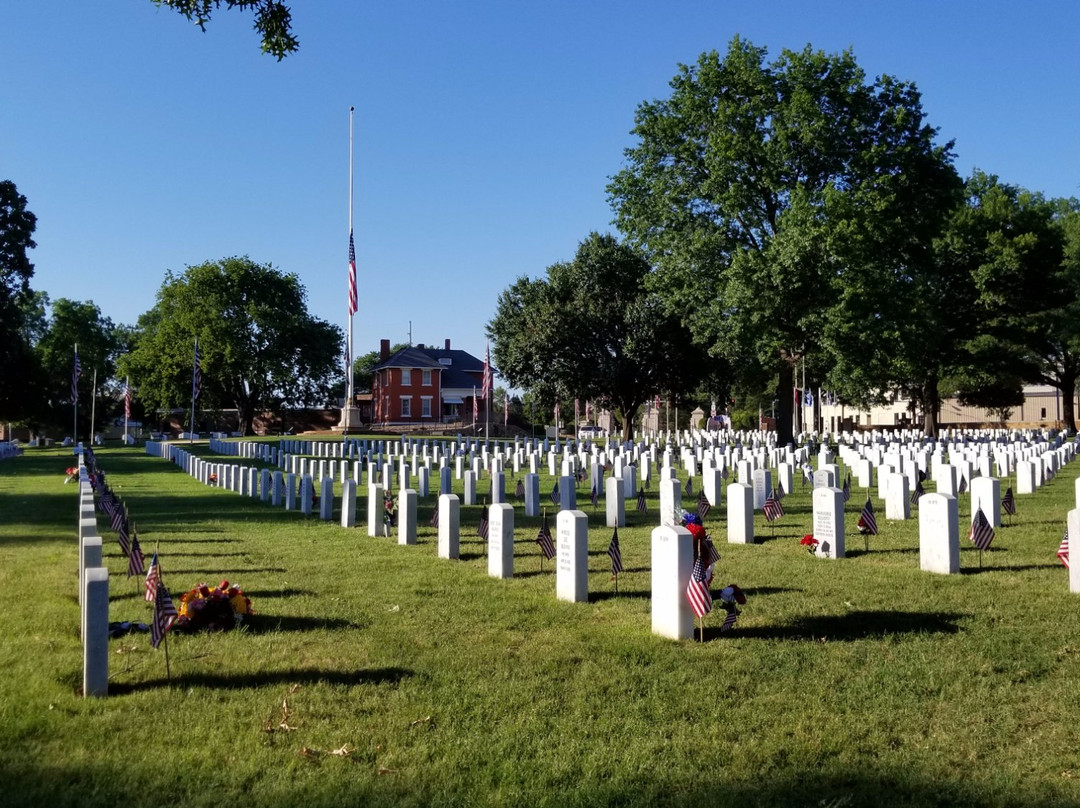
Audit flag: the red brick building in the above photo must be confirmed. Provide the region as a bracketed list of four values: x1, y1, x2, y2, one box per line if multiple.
[371, 339, 489, 426]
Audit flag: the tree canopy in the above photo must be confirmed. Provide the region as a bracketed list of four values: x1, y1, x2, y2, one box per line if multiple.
[152, 0, 298, 59]
[608, 37, 960, 444]
[0, 180, 40, 421]
[120, 257, 342, 435]
[488, 232, 706, 441]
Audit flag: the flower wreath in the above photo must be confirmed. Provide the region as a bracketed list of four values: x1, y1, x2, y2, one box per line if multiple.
[175, 580, 253, 632]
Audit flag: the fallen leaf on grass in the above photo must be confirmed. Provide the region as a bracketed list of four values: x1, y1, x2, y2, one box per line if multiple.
[377, 766, 398, 775]
[330, 745, 352, 757]
[410, 715, 433, 727]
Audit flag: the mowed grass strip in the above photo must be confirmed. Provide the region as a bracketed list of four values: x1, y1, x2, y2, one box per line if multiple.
[1, 442, 1079, 808]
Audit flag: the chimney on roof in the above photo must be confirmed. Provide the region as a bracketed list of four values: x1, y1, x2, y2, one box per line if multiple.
[380, 339, 390, 361]
[445, 338, 451, 350]
[417, 343, 425, 350]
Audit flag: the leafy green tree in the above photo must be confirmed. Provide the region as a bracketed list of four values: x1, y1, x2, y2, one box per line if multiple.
[0, 180, 40, 422]
[120, 257, 342, 435]
[152, 0, 298, 59]
[488, 232, 705, 441]
[608, 38, 960, 444]
[33, 298, 121, 437]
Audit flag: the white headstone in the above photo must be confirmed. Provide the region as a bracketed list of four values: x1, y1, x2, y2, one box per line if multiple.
[556, 510, 589, 603]
[367, 483, 386, 537]
[885, 472, 910, 520]
[812, 487, 845, 559]
[438, 494, 460, 559]
[397, 489, 418, 545]
[919, 493, 959, 574]
[752, 468, 772, 510]
[726, 482, 754, 545]
[605, 476, 625, 527]
[340, 479, 357, 527]
[659, 478, 682, 527]
[650, 524, 694, 640]
[488, 503, 514, 579]
[970, 476, 1000, 528]
[82, 566, 109, 698]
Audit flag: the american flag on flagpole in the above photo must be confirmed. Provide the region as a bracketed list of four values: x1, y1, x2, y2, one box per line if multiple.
[686, 558, 713, 618]
[127, 529, 145, 577]
[144, 552, 161, 602]
[608, 526, 623, 575]
[858, 495, 879, 535]
[969, 507, 994, 551]
[697, 489, 711, 519]
[124, 379, 132, 420]
[535, 513, 555, 559]
[1058, 528, 1070, 568]
[504, 391, 509, 426]
[481, 342, 491, 401]
[193, 340, 202, 400]
[1002, 487, 1016, 516]
[347, 229, 358, 316]
[763, 489, 784, 522]
[150, 581, 178, 649]
[71, 348, 81, 404]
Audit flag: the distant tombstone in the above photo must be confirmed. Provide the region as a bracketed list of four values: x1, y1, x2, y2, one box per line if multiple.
[813, 469, 835, 490]
[622, 464, 637, 499]
[341, 479, 357, 527]
[271, 470, 284, 506]
[855, 458, 873, 490]
[726, 482, 754, 544]
[559, 475, 576, 511]
[488, 503, 514, 579]
[398, 489, 418, 545]
[970, 476, 1001, 528]
[776, 463, 793, 498]
[919, 493, 958, 574]
[737, 460, 753, 485]
[1016, 460, 1036, 495]
[876, 465, 893, 500]
[438, 494, 460, 559]
[524, 473, 540, 517]
[285, 473, 297, 510]
[884, 472, 910, 520]
[752, 468, 772, 510]
[491, 472, 506, 504]
[300, 474, 314, 516]
[440, 466, 452, 495]
[650, 524, 694, 640]
[605, 476, 625, 527]
[463, 470, 477, 506]
[936, 464, 958, 497]
[320, 477, 334, 520]
[556, 510, 589, 603]
[702, 468, 723, 513]
[417, 467, 430, 498]
[659, 478, 682, 527]
[367, 483, 386, 537]
[812, 487, 845, 559]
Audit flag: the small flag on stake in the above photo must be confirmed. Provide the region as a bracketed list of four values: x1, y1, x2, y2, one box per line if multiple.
[858, 495, 879, 536]
[608, 527, 623, 576]
[1002, 487, 1016, 516]
[535, 512, 555, 560]
[969, 507, 994, 552]
[1058, 528, 1070, 569]
[150, 582, 178, 650]
[697, 489, 711, 519]
[636, 488, 647, 513]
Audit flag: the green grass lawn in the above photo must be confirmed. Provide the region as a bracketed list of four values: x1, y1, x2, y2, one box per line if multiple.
[2, 441, 1079, 808]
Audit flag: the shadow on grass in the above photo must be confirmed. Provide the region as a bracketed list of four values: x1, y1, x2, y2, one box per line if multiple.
[166, 566, 287, 575]
[590, 589, 650, 602]
[716, 609, 966, 642]
[241, 614, 368, 633]
[742, 585, 802, 597]
[110, 665, 413, 695]
[960, 563, 1061, 574]
[846, 547, 919, 557]
[241, 588, 318, 599]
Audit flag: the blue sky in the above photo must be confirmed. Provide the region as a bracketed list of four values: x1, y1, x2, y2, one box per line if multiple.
[3, 1, 1078, 375]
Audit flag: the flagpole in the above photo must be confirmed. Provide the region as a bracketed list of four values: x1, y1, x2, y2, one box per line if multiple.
[72, 343, 79, 446]
[89, 368, 97, 445]
[344, 105, 356, 441]
[189, 337, 198, 445]
[123, 376, 129, 445]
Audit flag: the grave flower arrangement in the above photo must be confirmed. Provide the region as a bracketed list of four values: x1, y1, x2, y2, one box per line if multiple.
[64, 466, 79, 484]
[800, 534, 819, 555]
[175, 580, 253, 632]
[208, 473, 218, 484]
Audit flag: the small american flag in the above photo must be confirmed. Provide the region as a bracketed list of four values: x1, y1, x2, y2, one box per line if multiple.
[477, 508, 489, 541]
[957, 474, 967, 495]
[1058, 528, 1070, 568]
[608, 527, 623, 575]
[763, 489, 784, 522]
[721, 465, 729, 480]
[969, 507, 994, 551]
[1002, 487, 1016, 516]
[117, 519, 132, 557]
[842, 474, 851, 502]
[591, 483, 598, 508]
[111, 504, 126, 532]
[515, 478, 524, 500]
[429, 505, 439, 528]
[636, 488, 647, 513]
[719, 609, 738, 632]
[144, 552, 161, 602]
[549, 480, 560, 507]
[150, 582, 178, 649]
[858, 495, 879, 535]
[701, 536, 721, 568]
[910, 479, 925, 505]
[697, 489, 711, 519]
[685, 558, 713, 618]
[535, 513, 555, 559]
[126, 529, 145, 577]
[774, 481, 785, 501]
[684, 477, 693, 496]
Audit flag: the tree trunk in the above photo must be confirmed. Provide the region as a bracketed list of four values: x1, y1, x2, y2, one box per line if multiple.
[1059, 367, 1077, 434]
[776, 359, 794, 447]
[921, 376, 940, 438]
[621, 403, 640, 443]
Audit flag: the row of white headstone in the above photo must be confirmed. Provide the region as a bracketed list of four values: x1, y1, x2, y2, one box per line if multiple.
[75, 451, 110, 698]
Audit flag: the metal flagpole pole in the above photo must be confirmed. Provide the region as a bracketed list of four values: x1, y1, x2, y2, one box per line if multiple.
[344, 106, 356, 443]
[72, 343, 79, 446]
[189, 337, 198, 445]
[89, 368, 97, 445]
[123, 376, 129, 445]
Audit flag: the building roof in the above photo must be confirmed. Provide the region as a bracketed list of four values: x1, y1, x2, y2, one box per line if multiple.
[372, 344, 493, 391]
[371, 347, 444, 371]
